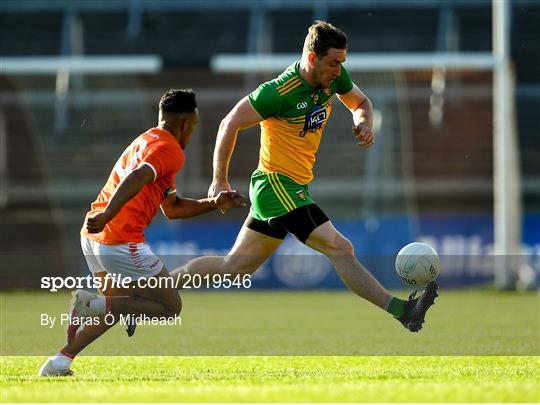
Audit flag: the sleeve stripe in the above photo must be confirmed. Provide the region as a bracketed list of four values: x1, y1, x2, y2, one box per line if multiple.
[277, 77, 301, 94]
[140, 162, 157, 181]
[278, 81, 301, 96]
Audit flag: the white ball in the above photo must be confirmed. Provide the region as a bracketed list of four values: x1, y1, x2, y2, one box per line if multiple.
[395, 242, 440, 288]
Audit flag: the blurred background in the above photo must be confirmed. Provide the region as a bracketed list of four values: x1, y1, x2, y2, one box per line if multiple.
[0, 0, 538, 290]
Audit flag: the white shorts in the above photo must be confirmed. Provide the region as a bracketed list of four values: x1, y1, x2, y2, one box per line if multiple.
[81, 236, 164, 280]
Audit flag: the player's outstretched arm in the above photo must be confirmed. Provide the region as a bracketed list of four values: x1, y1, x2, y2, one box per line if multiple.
[338, 84, 375, 149]
[86, 164, 155, 233]
[160, 190, 247, 219]
[209, 96, 263, 198]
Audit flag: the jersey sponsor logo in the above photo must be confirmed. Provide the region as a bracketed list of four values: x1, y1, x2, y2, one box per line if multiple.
[296, 101, 308, 109]
[300, 105, 327, 137]
[295, 189, 307, 201]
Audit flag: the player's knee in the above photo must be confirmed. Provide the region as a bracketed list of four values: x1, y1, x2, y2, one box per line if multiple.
[324, 235, 355, 257]
[165, 293, 182, 318]
[334, 236, 355, 256]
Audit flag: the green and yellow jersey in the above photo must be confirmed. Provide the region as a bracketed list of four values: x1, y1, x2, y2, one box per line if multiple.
[248, 61, 353, 185]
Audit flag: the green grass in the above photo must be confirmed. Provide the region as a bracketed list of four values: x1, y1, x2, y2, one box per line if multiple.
[1, 290, 538, 355]
[1, 356, 538, 402]
[1, 290, 539, 402]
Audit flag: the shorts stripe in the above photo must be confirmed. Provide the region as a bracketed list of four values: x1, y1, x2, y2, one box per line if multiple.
[267, 173, 295, 212]
[269, 172, 296, 211]
[270, 173, 297, 210]
[267, 173, 293, 211]
[129, 243, 144, 270]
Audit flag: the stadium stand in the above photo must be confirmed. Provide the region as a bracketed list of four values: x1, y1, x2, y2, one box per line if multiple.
[0, 76, 68, 286]
[0, 0, 538, 286]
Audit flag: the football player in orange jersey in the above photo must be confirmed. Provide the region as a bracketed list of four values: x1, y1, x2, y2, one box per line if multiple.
[38, 89, 246, 377]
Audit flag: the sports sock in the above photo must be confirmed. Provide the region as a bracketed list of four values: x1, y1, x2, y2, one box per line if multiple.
[385, 296, 406, 318]
[88, 296, 106, 316]
[52, 351, 74, 368]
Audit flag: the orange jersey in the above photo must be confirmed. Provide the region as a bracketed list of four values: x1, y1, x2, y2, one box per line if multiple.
[81, 127, 185, 244]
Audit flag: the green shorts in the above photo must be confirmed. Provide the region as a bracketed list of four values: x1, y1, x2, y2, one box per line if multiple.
[249, 169, 314, 222]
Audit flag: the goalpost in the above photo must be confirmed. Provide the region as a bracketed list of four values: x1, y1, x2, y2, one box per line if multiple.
[492, 0, 521, 289]
[210, 0, 521, 289]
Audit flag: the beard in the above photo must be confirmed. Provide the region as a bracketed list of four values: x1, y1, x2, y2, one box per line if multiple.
[313, 71, 330, 89]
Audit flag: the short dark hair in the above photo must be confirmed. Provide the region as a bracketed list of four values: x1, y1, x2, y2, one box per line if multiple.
[304, 21, 347, 57]
[159, 89, 197, 114]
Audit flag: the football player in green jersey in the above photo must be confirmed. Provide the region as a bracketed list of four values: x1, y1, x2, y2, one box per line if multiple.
[171, 21, 438, 332]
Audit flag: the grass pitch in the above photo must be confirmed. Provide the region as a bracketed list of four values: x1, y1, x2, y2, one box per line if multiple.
[1, 356, 538, 402]
[1, 290, 538, 402]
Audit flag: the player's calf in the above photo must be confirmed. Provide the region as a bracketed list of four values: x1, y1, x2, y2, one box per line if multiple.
[67, 289, 99, 344]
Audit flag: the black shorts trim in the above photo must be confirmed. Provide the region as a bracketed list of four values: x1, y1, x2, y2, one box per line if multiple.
[244, 216, 288, 240]
[245, 204, 329, 243]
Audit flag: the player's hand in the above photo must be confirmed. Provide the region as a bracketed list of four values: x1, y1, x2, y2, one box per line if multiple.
[208, 179, 232, 198]
[214, 190, 247, 210]
[86, 212, 110, 233]
[353, 123, 375, 149]
[208, 179, 232, 214]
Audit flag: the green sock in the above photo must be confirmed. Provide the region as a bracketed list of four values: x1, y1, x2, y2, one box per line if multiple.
[385, 296, 406, 318]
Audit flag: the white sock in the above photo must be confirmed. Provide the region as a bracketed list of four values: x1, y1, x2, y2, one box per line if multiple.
[384, 296, 393, 311]
[88, 296, 106, 316]
[51, 352, 73, 368]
